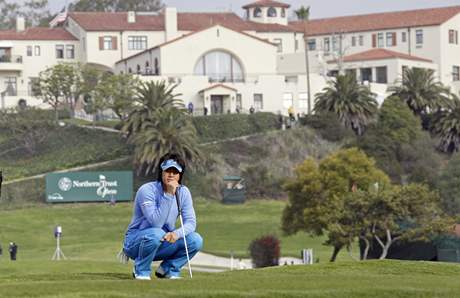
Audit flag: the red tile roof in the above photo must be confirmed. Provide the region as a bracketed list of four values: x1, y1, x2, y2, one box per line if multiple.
[242, 0, 290, 9]
[68, 11, 296, 33]
[290, 6, 460, 36]
[327, 48, 433, 64]
[0, 27, 77, 40]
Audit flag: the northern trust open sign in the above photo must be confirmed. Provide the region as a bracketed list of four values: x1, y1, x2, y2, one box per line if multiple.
[46, 171, 133, 203]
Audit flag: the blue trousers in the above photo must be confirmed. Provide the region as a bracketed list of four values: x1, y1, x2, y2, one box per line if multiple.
[123, 228, 203, 278]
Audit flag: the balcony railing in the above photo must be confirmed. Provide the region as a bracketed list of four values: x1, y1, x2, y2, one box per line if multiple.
[0, 55, 23, 63]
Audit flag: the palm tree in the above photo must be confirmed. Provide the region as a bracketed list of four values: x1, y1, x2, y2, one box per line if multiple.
[431, 94, 460, 153]
[122, 80, 184, 138]
[314, 74, 378, 135]
[295, 6, 312, 114]
[122, 81, 202, 175]
[388, 68, 450, 116]
[130, 109, 202, 175]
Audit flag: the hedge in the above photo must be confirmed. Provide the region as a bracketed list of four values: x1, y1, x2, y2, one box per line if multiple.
[192, 112, 280, 143]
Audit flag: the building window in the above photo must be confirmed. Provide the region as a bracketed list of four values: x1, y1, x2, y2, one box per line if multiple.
[416, 29, 423, 45]
[386, 32, 393, 47]
[351, 36, 356, 47]
[402, 65, 409, 76]
[128, 36, 147, 50]
[307, 39, 316, 51]
[376, 66, 388, 84]
[449, 30, 458, 44]
[453, 66, 460, 81]
[104, 37, 112, 50]
[299, 93, 308, 109]
[26, 46, 32, 56]
[295, 39, 299, 51]
[28, 77, 39, 96]
[332, 36, 338, 51]
[267, 7, 277, 17]
[402, 32, 407, 42]
[128, 67, 132, 74]
[253, 7, 262, 17]
[136, 64, 141, 74]
[5, 77, 17, 96]
[55, 45, 64, 59]
[281, 8, 285, 17]
[377, 33, 384, 47]
[274, 38, 283, 52]
[324, 37, 330, 52]
[66, 45, 75, 59]
[236, 93, 242, 110]
[359, 35, 364, 46]
[254, 93, 263, 110]
[283, 93, 293, 109]
[34, 45, 40, 56]
[194, 50, 244, 82]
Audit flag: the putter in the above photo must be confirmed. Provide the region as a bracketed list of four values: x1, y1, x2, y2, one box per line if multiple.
[175, 188, 193, 278]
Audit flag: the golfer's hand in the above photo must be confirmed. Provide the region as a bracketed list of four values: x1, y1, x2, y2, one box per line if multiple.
[165, 180, 180, 195]
[163, 232, 178, 243]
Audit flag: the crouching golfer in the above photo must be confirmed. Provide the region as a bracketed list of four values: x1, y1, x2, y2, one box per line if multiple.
[123, 153, 203, 280]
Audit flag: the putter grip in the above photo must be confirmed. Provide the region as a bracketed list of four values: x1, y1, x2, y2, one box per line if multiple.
[175, 186, 181, 213]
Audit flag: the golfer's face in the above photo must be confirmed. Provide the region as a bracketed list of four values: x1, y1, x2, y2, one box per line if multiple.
[162, 168, 180, 184]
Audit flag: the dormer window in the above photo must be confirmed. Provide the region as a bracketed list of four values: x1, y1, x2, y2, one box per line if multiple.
[267, 7, 277, 17]
[281, 8, 286, 17]
[253, 7, 262, 17]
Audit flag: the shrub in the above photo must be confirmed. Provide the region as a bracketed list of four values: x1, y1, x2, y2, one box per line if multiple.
[248, 234, 280, 268]
[300, 112, 354, 142]
[192, 112, 279, 143]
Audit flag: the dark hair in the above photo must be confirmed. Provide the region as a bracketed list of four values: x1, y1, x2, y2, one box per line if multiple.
[156, 153, 186, 184]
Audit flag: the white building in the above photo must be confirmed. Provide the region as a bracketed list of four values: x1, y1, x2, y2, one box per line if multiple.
[1, 0, 459, 114]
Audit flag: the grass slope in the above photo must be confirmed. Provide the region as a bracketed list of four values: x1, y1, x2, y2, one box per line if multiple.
[0, 126, 129, 181]
[0, 260, 459, 297]
[0, 200, 352, 262]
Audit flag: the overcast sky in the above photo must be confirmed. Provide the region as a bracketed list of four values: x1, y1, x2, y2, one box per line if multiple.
[44, 0, 460, 19]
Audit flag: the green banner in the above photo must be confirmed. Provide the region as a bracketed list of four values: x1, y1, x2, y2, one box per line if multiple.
[46, 171, 133, 203]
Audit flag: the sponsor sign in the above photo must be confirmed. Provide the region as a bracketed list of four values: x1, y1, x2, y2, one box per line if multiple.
[46, 171, 133, 203]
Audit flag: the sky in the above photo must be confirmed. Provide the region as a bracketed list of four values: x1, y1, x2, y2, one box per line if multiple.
[42, 0, 460, 19]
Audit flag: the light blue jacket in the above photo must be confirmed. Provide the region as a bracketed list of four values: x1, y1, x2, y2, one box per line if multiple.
[125, 181, 196, 239]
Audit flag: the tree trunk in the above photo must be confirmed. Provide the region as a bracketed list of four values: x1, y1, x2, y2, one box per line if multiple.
[54, 106, 59, 123]
[346, 242, 359, 261]
[303, 22, 312, 114]
[330, 245, 342, 262]
[361, 237, 370, 260]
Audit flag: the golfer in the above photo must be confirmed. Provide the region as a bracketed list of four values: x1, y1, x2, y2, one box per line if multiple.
[123, 153, 203, 280]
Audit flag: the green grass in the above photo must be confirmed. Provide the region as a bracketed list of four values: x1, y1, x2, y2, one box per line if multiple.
[0, 260, 460, 297]
[0, 200, 351, 262]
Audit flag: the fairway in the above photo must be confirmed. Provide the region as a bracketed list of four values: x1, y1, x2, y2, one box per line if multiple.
[0, 260, 460, 297]
[0, 200, 354, 262]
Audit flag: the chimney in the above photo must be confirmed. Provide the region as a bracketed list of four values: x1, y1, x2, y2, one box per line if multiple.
[127, 11, 136, 23]
[164, 7, 177, 41]
[16, 17, 25, 32]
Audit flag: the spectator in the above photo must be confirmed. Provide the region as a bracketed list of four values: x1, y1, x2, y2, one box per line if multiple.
[288, 106, 295, 121]
[9, 242, 17, 261]
[235, 105, 240, 114]
[249, 106, 255, 114]
[187, 102, 194, 115]
[0, 170, 3, 198]
[203, 106, 208, 116]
